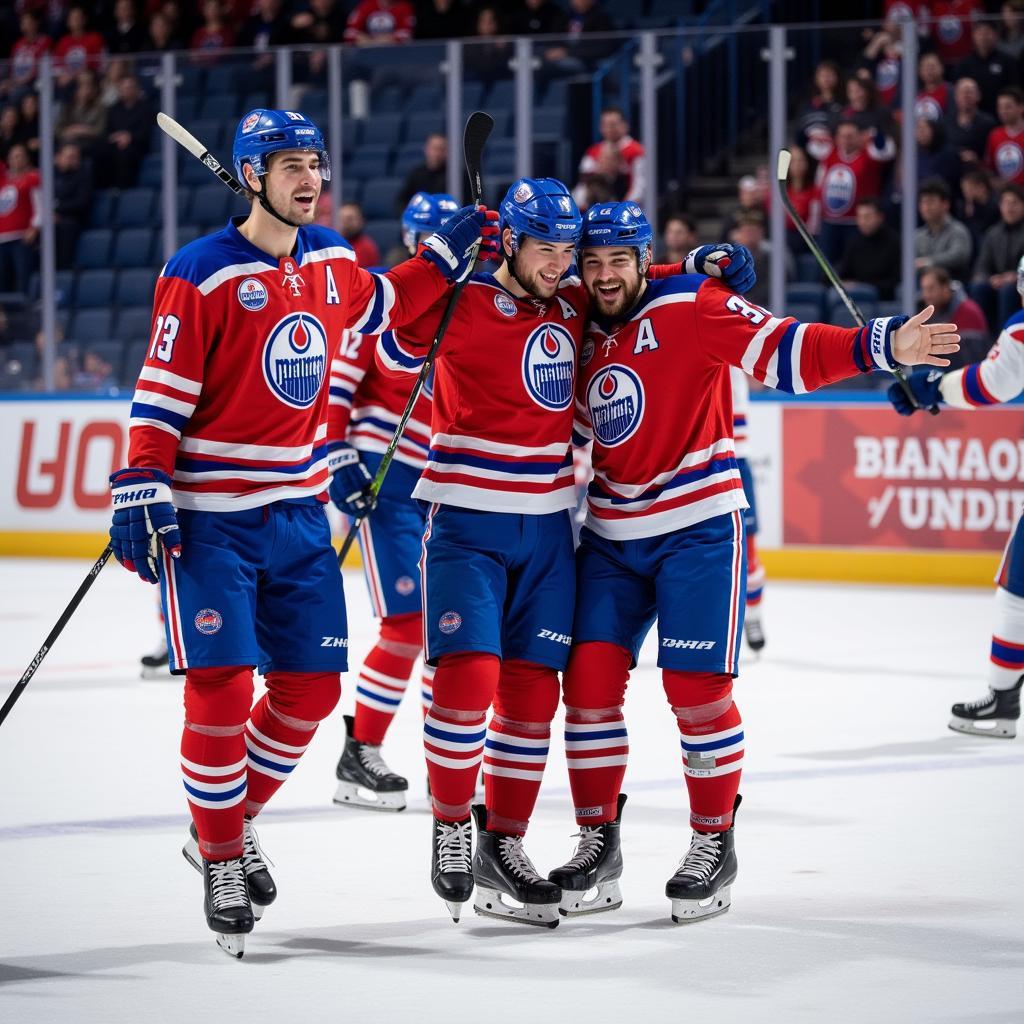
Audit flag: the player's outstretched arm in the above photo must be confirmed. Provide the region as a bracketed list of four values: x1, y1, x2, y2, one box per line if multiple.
[890, 305, 960, 367]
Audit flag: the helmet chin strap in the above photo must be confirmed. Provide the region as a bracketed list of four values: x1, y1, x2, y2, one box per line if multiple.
[250, 170, 303, 230]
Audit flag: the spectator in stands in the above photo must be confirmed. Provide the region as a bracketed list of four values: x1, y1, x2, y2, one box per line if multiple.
[815, 119, 896, 262]
[238, 0, 294, 72]
[512, 0, 567, 36]
[1001, 0, 1024, 59]
[53, 7, 106, 94]
[414, 0, 469, 40]
[954, 20, 1017, 115]
[562, 0, 616, 67]
[797, 59, 844, 161]
[56, 71, 106, 159]
[931, 0, 984, 65]
[969, 181, 1024, 331]
[731, 211, 794, 309]
[781, 143, 818, 253]
[72, 349, 117, 391]
[957, 166, 1000, 252]
[843, 74, 892, 136]
[859, 16, 902, 110]
[656, 214, 697, 265]
[915, 52, 951, 122]
[0, 144, 40, 296]
[914, 178, 973, 281]
[18, 91, 40, 159]
[291, 0, 348, 78]
[339, 202, 381, 267]
[5, 11, 51, 102]
[100, 73, 151, 189]
[838, 197, 900, 301]
[916, 117, 959, 195]
[190, 0, 235, 63]
[986, 86, 1024, 186]
[106, 0, 150, 55]
[100, 58, 132, 108]
[464, 6, 512, 86]
[572, 107, 646, 209]
[919, 266, 990, 367]
[345, 0, 415, 45]
[148, 10, 184, 52]
[947, 76, 996, 170]
[396, 133, 447, 211]
[719, 174, 765, 241]
[53, 141, 92, 270]
[0, 106, 25, 165]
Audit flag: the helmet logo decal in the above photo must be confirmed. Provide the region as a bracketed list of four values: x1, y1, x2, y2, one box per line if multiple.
[522, 323, 576, 411]
[241, 112, 260, 133]
[514, 183, 533, 203]
[262, 312, 328, 409]
[285, 111, 304, 120]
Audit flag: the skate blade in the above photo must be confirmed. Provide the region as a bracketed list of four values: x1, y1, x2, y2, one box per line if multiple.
[182, 838, 201, 873]
[473, 887, 560, 928]
[332, 781, 407, 812]
[670, 885, 732, 924]
[444, 900, 465, 923]
[252, 902, 267, 922]
[215, 932, 246, 958]
[948, 716, 1017, 739]
[559, 879, 623, 917]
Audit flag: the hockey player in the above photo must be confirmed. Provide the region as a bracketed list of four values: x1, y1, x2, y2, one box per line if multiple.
[107, 108, 495, 957]
[328, 192, 460, 811]
[549, 202, 959, 924]
[888, 254, 1024, 740]
[730, 366, 767, 653]
[376, 178, 755, 926]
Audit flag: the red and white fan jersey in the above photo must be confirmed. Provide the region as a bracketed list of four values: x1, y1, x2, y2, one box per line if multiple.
[815, 135, 896, 225]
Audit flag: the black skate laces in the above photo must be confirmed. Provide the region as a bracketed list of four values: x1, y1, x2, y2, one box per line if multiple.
[209, 859, 249, 910]
[241, 820, 273, 875]
[498, 836, 544, 881]
[562, 828, 605, 870]
[436, 821, 472, 872]
[676, 832, 721, 881]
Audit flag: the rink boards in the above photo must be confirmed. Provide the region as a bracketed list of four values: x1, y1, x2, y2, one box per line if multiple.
[1, 393, 1018, 585]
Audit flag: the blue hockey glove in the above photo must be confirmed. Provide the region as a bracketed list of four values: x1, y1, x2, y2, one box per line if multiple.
[328, 443, 376, 516]
[887, 368, 944, 416]
[686, 243, 756, 294]
[421, 204, 500, 283]
[109, 467, 181, 584]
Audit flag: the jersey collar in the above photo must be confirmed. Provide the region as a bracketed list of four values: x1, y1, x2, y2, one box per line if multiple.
[225, 215, 306, 267]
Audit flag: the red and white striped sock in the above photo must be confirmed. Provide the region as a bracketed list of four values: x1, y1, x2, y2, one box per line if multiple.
[352, 613, 422, 746]
[989, 587, 1024, 690]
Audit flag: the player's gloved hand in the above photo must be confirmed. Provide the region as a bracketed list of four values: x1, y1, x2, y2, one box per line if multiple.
[421, 204, 500, 283]
[887, 368, 944, 416]
[685, 243, 756, 294]
[327, 443, 376, 516]
[109, 467, 181, 585]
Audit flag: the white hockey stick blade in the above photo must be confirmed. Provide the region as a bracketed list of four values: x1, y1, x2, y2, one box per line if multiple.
[776, 148, 791, 182]
[157, 111, 206, 159]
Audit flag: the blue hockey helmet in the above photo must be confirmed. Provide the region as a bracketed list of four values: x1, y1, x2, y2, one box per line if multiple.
[500, 177, 582, 253]
[580, 202, 653, 271]
[232, 108, 331, 187]
[401, 191, 459, 251]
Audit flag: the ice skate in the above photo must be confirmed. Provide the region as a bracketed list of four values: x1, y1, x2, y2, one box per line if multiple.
[333, 714, 408, 811]
[666, 795, 741, 924]
[949, 677, 1021, 739]
[202, 857, 253, 958]
[744, 611, 765, 654]
[471, 804, 561, 928]
[548, 794, 626, 917]
[431, 816, 474, 922]
[139, 638, 169, 679]
[183, 817, 276, 920]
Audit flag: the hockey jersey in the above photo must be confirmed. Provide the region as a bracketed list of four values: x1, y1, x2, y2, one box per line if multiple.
[127, 218, 448, 511]
[729, 365, 750, 459]
[986, 125, 1024, 186]
[574, 275, 902, 541]
[940, 308, 1024, 407]
[328, 327, 432, 471]
[815, 135, 896, 225]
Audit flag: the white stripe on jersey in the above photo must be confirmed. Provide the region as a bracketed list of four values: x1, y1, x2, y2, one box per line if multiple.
[177, 426, 328, 462]
[173, 480, 328, 511]
[431, 433, 571, 459]
[629, 291, 696, 320]
[585, 489, 748, 542]
[195, 259, 272, 297]
[137, 366, 203, 395]
[591, 437, 737, 500]
[412, 478, 577, 515]
[172, 455, 330, 484]
[740, 316, 784, 376]
[132, 388, 197, 418]
[302, 246, 356, 267]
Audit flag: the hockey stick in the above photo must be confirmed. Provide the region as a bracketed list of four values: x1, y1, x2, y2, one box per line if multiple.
[335, 110, 494, 566]
[157, 111, 247, 195]
[1, 546, 114, 728]
[775, 149, 937, 414]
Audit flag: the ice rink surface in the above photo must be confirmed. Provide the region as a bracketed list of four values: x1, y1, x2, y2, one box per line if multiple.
[0, 558, 1022, 1024]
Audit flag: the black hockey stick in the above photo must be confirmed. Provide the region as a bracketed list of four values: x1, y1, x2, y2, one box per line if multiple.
[0, 545, 114, 728]
[775, 149, 937, 414]
[336, 110, 494, 566]
[157, 111, 247, 195]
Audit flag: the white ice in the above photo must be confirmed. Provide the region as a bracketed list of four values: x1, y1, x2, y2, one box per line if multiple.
[0, 558, 1022, 1024]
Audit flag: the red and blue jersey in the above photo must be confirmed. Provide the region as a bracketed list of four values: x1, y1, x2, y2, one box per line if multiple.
[575, 275, 902, 541]
[127, 218, 448, 511]
[940, 308, 1024, 407]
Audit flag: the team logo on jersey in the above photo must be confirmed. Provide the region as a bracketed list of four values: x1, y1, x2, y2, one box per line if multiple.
[822, 164, 856, 218]
[395, 576, 416, 597]
[262, 312, 329, 409]
[995, 142, 1024, 181]
[937, 16, 962, 44]
[0, 185, 17, 217]
[522, 323, 576, 411]
[586, 364, 644, 447]
[580, 338, 595, 367]
[494, 292, 517, 317]
[194, 608, 223, 635]
[438, 610, 462, 635]
[876, 58, 899, 92]
[237, 277, 268, 311]
[241, 112, 261, 133]
[914, 96, 942, 122]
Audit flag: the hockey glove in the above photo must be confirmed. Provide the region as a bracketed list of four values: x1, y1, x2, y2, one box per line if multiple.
[685, 243, 756, 294]
[887, 368, 944, 416]
[421, 204, 500, 283]
[109, 468, 181, 585]
[327, 443, 376, 516]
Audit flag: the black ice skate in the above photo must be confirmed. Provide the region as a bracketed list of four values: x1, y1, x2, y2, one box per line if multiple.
[665, 795, 741, 924]
[471, 804, 561, 928]
[202, 857, 253, 958]
[949, 677, 1022, 739]
[548, 793, 626, 917]
[431, 816, 474, 922]
[183, 818, 276, 919]
[744, 611, 766, 654]
[333, 714, 408, 811]
[139, 638, 169, 679]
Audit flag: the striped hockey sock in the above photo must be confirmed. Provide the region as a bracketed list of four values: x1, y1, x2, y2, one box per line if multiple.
[989, 587, 1024, 689]
[564, 709, 629, 826]
[421, 663, 435, 715]
[244, 699, 316, 816]
[483, 717, 550, 836]
[180, 721, 248, 860]
[353, 613, 422, 746]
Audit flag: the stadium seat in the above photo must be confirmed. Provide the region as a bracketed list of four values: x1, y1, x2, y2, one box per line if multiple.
[205, 64, 242, 97]
[122, 340, 149, 385]
[191, 184, 231, 227]
[74, 270, 116, 308]
[829, 305, 869, 328]
[175, 224, 202, 247]
[74, 229, 114, 270]
[199, 93, 240, 123]
[363, 218, 399, 256]
[115, 188, 157, 227]
[361, 178, 402, 220]
[405, 85, 442, 113]
[485, 79, 515, 111]
[240, 91, 271, 114]
[69, 308, 113, 342]
[360, 113, 405, 148]
[138, 152, 163, 189]
[112, 228, 155, 268]
[392, 142, 426, 176]
[371, 85, 405, 115]
[88, 190, 117, 229]
[180, 156, 216, 187]
[874, 300, 905, 318]
[532, 108, 567, 139]
[785, 283, 825, 319]
[116, 307, 154, 343]
[189, 119, 225, 154]
[404, 112, 445, 144]
[346, 145, 392, 180]
[783, 302, 823, 324]
[794, 252, 822, 282]
[27, 270, 74, 306]
[485, 140, 517, 177]
[826, 284, 877, 312]
[116, 268, 159, 308]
